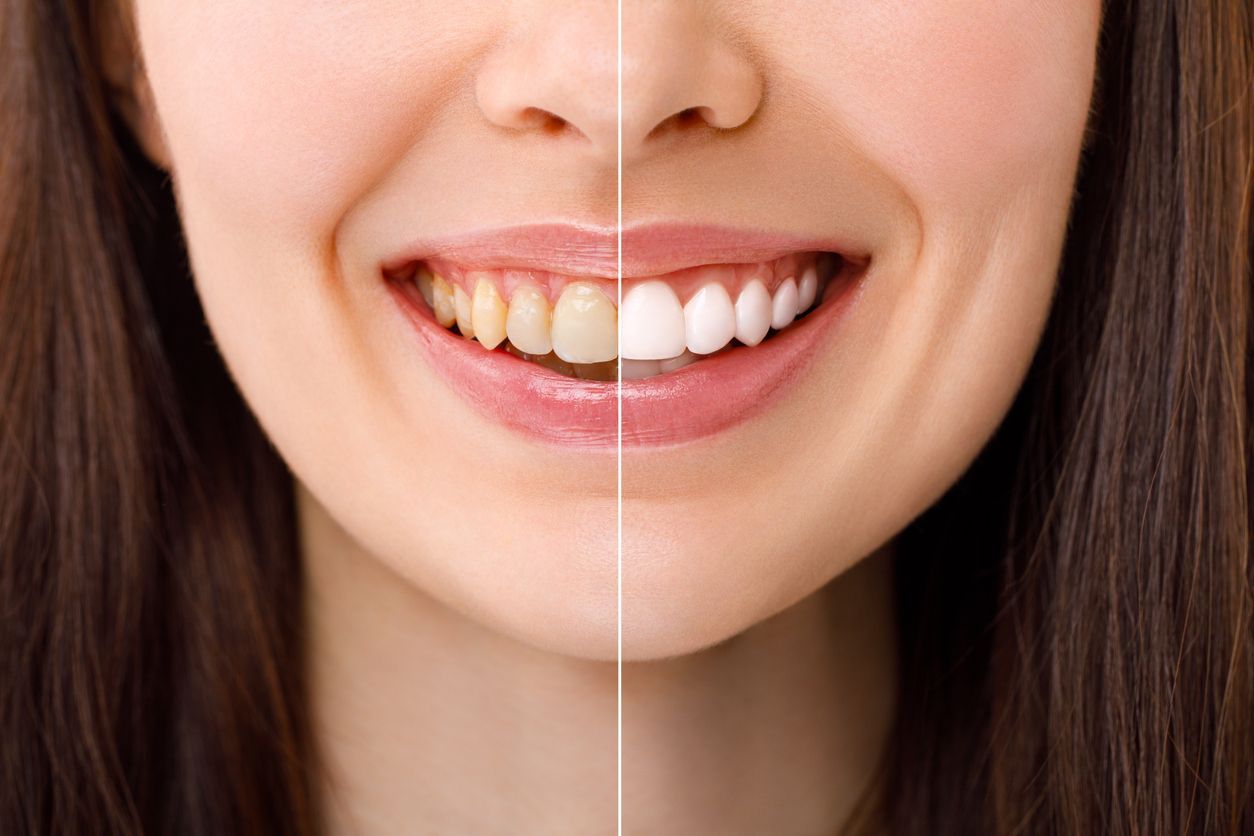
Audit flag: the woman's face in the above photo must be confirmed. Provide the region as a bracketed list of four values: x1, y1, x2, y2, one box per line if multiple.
[129, 1, 1098, 659]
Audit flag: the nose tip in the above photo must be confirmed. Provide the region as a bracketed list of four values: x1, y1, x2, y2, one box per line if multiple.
[620, 41, 762, 163]
[474, 5, 762, 167]
[475, 9, 618, 164]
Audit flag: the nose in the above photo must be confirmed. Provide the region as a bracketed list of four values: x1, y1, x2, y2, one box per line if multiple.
[475, 4, 618, 165]
[621, 3, 762, 164]
[475, 3, 763, 167]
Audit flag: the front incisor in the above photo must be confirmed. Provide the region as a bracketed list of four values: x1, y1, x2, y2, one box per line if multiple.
[550, 282, 618, 364]
[505, 285, 553, 355]
[471, 279, 507, 350]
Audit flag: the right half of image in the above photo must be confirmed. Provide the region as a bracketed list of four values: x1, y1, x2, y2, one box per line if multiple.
[616, 2, 1254, 835]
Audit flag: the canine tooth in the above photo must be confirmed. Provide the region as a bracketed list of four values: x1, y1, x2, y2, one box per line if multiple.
[798, 265, 818, 312]
[771, 278, 798, 330]
[416, 268, 435, 307]
[734, 280, 772, 346]
[453, 285, 475, 338]
[505, 285, 553, 355]
[551, 283, 617, 364]
[621, 359, 661, 379]
[684, 283, 736, 355]
[659, 351, 698, 373]
[620, 280, 686, 360]
[471, 278, 507, 350]
[431, 274, 457, 328]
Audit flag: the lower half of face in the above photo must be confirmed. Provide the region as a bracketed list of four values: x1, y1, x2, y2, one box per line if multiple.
[135, 0, 1099, 661]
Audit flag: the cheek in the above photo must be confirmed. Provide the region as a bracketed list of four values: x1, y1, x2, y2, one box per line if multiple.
[135, 2, 492, 237]
[794, 0, 1099, 212]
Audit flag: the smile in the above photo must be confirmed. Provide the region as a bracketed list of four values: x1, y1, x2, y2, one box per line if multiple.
[383, 224, 868, 447]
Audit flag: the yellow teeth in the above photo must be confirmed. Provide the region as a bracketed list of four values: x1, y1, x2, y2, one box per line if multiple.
[470, 278, 507, 350]
[505, 285, 553, 355]
[431, 274, 457, 328]
[453, 285, 475, 339]
[550, 282, 618, 364]
[416, 268, 435, 308]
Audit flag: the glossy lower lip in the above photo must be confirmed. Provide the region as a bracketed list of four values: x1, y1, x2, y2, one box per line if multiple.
[388, 273, 860, 449]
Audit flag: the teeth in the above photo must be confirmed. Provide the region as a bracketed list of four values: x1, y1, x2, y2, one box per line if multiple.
[413, 252, 833, 380]
[505, 285, 553, 356]
[416, 268, 435, 307]
[453, 285, 475, 339]
[734, 280, 772, 347]
[683, 283, 736, 355]
[620, 280, 686, 360]
[471, 277, 507, 350]
[797, 265, 818, 312]
[431, 274, 457, 328]
[771, 277, 798, 331]
[551, 282, 618, 364]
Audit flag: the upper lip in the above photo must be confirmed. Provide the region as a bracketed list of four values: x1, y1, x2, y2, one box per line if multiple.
[380, 222, 870, 281]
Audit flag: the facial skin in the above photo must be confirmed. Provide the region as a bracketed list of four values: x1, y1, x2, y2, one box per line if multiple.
[126, 1, 620, 659]
[620, 0, 1100, 659]
[124, 0, 1099, 667]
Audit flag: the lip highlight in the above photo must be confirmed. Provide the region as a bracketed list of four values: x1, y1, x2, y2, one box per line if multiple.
[383, 224, 866, 447]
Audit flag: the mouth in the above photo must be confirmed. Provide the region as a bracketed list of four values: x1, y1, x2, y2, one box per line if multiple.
[383, 224, 868, 447]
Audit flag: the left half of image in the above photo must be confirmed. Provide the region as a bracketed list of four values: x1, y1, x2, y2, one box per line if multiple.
[0, 2, 619, 834]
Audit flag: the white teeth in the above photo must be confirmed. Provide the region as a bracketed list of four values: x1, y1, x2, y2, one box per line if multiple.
[734, 280, 772, 347]
[505, 284, 553, 355]
[771, 277, 798, 331]
[798, 265, 818, 312]
[658, 351, 698, 373]
[683, 283, 736, 355]
[621, 359, 660, 379]
[620, 280, 687, 360]
[551, 282, 618, 364]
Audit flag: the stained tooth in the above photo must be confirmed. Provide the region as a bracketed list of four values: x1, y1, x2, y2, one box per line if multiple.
[471, 278, 507, 350]
[798, 265, 818, 312]
[551, 282, 617, 364]
[416, 268, 435, 307]
[453, 285, 475, 338]
[431, 274, 457, 328]
[620, 280, 686, 360]
[684, 283, 736, 355]
[658, 351, 698, 373]
[734, 280, 772, 346]
[505, 285, 553, 355]
[621, 359, 661, 379]
[771, 278, 799, 330]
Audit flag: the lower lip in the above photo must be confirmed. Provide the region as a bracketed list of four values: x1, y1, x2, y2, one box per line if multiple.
[388, 276, 859, 449]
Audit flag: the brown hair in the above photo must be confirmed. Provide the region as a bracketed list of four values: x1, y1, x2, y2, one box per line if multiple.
[887, 0, 1253, 833]
[1, 1, 1250, 835]
[1, 1, 314, 833]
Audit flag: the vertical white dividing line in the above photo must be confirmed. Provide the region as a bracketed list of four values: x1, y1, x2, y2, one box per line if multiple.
[615, 0, 624, 833]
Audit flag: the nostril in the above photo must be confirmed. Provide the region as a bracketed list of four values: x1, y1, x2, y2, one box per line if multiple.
[516, 107, 579, 138]
[645, 106, 719, 141]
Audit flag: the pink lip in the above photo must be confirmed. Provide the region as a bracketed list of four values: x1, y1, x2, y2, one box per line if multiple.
[382, 223, 868, 280]
[384, 223, 866, 448]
